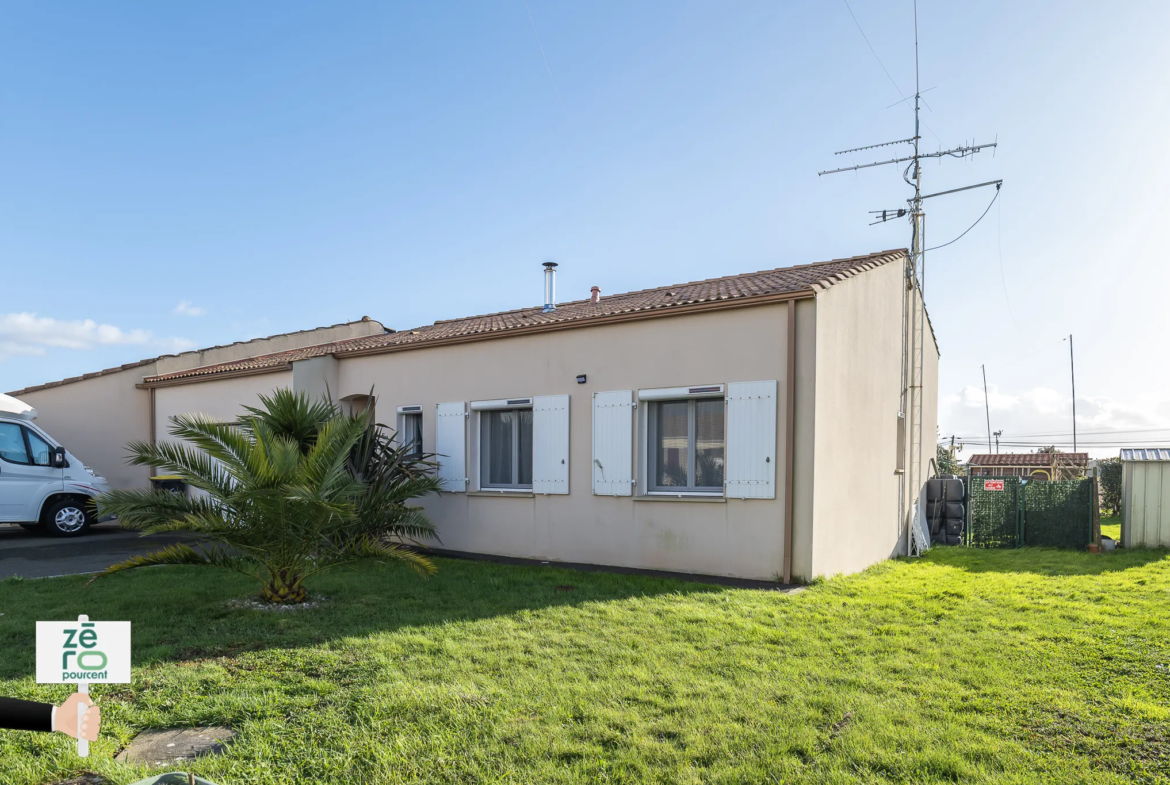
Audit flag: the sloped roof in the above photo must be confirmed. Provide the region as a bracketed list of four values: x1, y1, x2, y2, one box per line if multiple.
[968, 453, 1089, 467]
[8, 319, 386, 397]
[143, 249, 908, 385]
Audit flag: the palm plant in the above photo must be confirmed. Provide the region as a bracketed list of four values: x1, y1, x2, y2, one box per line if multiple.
[95, 391, 442, 603]
[242, 389, 444, 546]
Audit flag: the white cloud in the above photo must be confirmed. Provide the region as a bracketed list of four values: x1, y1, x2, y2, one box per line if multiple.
[943, 383, 1020, 414]
[0, 312, 194, 360]
[940, 383, 1170, 459]
[174, 300, 206, 317]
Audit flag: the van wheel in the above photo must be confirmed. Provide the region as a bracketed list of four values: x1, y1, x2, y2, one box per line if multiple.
[42, 499, 92, 537]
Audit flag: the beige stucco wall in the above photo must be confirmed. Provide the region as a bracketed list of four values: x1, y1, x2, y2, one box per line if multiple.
[6, 320, 385, 490]
[336, 305, 792, 581]
[919, 291, 940, 491]
[154, 372, 293, 442]
[291, 355, 340, 407]
[790, 298, 818, 582]
[13, 365, 157, 490]
[805, 260, 939, 577]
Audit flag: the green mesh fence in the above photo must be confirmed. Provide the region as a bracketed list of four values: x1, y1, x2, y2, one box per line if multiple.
[1023, 479, 1093, 549]
[967, 476, 1021, 548]
[965, 474, 1094, 549]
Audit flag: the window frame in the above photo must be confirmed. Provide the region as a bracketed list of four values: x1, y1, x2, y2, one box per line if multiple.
[477, 405, 534, 491]
[397, 406, 424, 459]
[646, 397, 726, 495]
[24, 427, 53, 467]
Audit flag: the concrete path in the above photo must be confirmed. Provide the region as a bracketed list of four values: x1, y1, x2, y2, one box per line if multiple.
[0, 524, 192, 579]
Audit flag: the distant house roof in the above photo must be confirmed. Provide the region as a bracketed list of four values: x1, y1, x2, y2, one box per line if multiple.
[968, 453, 1089, 467]
[7, 318, 387, 397]
[142, 249, 911, 386]
[1120, 449, 1170, 462]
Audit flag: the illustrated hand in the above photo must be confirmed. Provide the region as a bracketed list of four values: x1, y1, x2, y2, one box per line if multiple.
[53, 693, 100, 741]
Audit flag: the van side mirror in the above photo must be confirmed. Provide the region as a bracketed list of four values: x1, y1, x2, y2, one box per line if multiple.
[52, 446, 67, 468]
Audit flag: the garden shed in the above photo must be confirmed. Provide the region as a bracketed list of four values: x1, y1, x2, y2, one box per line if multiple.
[1120, 448, 1170, 548]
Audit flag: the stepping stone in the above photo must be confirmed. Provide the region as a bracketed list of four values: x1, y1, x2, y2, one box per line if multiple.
[115, 726, 235, 767]
[49, 776, 107, 785]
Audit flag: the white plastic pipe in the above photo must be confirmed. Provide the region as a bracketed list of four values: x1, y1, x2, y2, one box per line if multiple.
[77, 682, 89, 757]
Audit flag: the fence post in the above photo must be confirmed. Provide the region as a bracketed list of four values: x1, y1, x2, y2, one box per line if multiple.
[1092, 468, 1101, 550]
[965, 466, 971, 547]
[1017, 480, 1025, 548]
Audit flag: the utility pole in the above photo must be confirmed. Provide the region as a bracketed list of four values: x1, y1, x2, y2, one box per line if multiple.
[982, 365, 992, 460]
[1069, 334, 1077, 453]
[820, 1, 1000, 557]
[993, 430, 1002, 454]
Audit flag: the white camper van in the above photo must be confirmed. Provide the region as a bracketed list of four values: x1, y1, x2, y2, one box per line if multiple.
[0, 392, 111, 536]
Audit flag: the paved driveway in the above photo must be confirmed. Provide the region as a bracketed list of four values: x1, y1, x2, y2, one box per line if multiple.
[0, 523, 193, 579]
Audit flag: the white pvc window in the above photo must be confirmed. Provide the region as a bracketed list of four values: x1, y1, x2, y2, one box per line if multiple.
[400, 413, 422, 458]
[647, 398, 725, 492]
[480, 409, 534, 489]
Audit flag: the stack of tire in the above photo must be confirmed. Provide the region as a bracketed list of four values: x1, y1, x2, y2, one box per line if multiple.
[926, 477, 965, 546]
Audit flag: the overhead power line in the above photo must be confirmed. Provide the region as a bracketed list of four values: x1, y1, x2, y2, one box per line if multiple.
[841, 0, 907, 105]
[952, 427, 1170, 439]
[523, 1, 561, 102]
[955, 437, 1170, 447]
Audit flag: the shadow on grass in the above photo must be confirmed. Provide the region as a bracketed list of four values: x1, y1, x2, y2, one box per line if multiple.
[922, 544, 1169, 576]
[0, 556, 729, 680]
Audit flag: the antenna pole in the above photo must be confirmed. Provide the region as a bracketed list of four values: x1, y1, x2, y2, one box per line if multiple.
[982, 364, 992, 459]
[1069, 334, 1077, 453]
[906, 0, 925, 557]
[821, 0, 999, 555]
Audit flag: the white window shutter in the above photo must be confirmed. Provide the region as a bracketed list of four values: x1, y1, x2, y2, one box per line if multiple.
[725, 380, 777, 499]
[592, 390, 634, 496]
[435, 401, 467, 492]
[532, 394, 570, 494]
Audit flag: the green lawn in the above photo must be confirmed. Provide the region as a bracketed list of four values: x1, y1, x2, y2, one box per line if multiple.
[1, 547, 1168, 784]
[1101, 515, 1121, 542]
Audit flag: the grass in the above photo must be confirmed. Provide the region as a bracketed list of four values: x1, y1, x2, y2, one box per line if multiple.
[1101, 514, 1121, 541]
[1, 548, 1168, 785]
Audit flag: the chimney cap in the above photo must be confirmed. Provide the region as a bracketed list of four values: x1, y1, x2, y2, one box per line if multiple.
[543, 261, 559, 270]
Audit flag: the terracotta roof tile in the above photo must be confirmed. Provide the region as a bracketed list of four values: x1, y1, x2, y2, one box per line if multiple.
[143, 249, 907, 384]
[7, 319, 383, 396]
[968, 453, 1089, 467]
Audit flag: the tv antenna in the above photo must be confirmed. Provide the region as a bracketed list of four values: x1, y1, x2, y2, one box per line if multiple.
[820, 0, 1001, 557]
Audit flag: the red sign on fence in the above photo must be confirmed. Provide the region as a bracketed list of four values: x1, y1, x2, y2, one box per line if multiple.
[984, 480, 1005, 491]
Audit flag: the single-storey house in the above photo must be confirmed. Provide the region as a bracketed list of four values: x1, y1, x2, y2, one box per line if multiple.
[967, 452, 1088, 481]
[10, 249, 938, 581]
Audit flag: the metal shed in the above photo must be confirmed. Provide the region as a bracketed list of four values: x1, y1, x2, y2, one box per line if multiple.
[1121, 448, 1170, 548]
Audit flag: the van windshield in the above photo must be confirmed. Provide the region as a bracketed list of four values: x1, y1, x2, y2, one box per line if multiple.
[0, 422, 29, 464]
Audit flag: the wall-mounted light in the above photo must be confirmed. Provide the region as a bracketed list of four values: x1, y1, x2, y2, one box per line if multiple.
[576, 374, 587, 384]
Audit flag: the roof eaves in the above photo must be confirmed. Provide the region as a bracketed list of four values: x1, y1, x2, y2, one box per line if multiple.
[11, 318, 387, 396]
[7, 357, 160, 397]
[138, 362, 296, 389]
[132, 250, 909, 386]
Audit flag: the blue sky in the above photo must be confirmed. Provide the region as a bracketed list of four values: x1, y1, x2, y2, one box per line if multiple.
[1, 1, 1167, 456]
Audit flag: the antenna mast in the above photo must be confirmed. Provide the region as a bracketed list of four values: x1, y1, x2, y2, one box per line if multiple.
[820, 1, 1001, 557]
